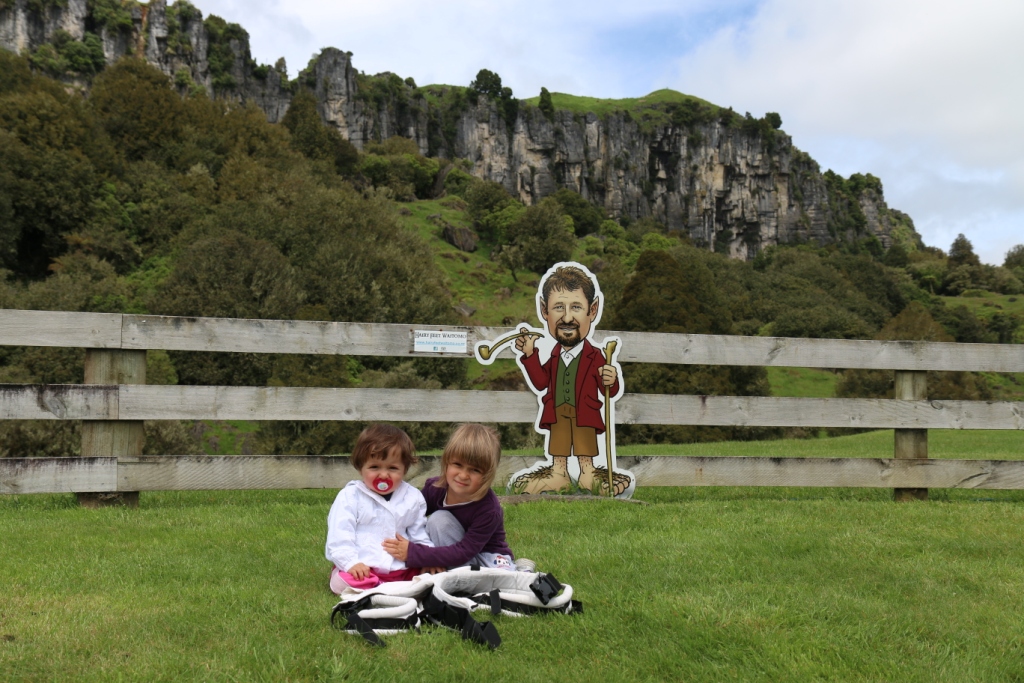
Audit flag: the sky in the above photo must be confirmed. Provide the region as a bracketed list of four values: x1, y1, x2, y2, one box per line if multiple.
[192, 0, 1024, 265]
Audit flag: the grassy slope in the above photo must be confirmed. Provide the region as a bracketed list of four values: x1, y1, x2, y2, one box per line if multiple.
[395, 199, 539, 328]
[4, 484, 1024, 681]
[524, 88, 718, 115]
[939, 291, 1024, 321]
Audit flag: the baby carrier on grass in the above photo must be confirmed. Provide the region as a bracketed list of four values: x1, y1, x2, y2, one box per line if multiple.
[330, 566, 582, 649]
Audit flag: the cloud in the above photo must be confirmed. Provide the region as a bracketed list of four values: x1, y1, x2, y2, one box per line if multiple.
[672, 0, 1024, 263]
[192, 0, 751, 93]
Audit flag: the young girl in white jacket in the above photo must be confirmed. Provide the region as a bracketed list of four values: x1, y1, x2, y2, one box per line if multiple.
[326, 424, 433, 594]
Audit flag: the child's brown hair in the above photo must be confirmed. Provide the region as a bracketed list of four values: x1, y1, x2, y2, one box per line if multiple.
[433, 423, 501, 499]
[350, 424, 417, 472]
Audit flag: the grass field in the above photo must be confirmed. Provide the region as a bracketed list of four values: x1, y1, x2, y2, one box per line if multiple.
[3, 488, 1024, 680]
[6, 429, 1024, 681]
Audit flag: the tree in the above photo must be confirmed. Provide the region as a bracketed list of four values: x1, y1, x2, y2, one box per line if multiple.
[281, 89, 359, 177]
[465, 179, 512, 222]
[614, 250, 708, 334]
[538, 87, 555, 121]
[469, 69, 504, 101]
[468, 69, 517, 127]
[1004, 244, 1024, 270]
[0, 85, 106, 277]
[88, 58, 185, 161]
[764, 112, 782, 129]
[500, 197, 574, 275]
[948, 233, 980, 269]
[883, 241, 909, 268]
[551, 188, 603, 236]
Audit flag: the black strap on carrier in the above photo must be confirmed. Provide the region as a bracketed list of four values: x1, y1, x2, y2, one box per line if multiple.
[330, 596, 419, 648]
[419, 593, 501, 649]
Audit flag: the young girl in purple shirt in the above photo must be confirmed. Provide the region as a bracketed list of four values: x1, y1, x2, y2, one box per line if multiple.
[382, 423, 523, 571]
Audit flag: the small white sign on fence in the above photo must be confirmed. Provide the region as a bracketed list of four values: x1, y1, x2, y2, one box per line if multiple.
[413, 330, 468, 354]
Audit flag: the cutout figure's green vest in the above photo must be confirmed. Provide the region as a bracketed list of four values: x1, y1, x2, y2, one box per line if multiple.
[555, 352, 581, 407]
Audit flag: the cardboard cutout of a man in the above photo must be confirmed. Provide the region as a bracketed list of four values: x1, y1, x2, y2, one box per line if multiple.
[477, 263, 633, 497]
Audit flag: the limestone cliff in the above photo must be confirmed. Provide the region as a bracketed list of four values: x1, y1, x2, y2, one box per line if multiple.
[0, 0, 920, 258]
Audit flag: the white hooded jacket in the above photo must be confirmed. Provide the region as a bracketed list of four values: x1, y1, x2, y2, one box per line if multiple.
[325, 480, 433, 573]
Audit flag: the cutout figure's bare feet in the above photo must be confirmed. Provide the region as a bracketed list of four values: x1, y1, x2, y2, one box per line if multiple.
[510, 465, 573, 494]
[578, 467, 631, 497]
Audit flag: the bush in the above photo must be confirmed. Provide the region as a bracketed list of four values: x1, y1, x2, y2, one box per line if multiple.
[29, 30, 106, 76]
[203, 14, 248, 91]
[152, 231, 303, 386]
[359, 152, 439, 200]
[551, 188, 603, 236]
[442, 167, 474, 198]
[499, 197, 574, 276]
[88, 0, 135, 34]
[465, 179, 512, 222]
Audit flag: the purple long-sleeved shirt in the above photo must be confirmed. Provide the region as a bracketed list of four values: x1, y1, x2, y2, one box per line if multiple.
[405, 477, 514, 568]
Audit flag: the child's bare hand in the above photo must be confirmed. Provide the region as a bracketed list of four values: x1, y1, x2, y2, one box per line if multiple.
[423, 566, 446, 574]
[382, 534, 410, 561]
[348, 563, 371, 580]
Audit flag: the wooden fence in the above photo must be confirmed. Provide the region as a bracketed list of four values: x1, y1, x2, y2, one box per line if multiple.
[2, 308, 1023, 502]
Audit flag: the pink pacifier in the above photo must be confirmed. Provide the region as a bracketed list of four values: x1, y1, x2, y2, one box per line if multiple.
[372, 477, 395, 494]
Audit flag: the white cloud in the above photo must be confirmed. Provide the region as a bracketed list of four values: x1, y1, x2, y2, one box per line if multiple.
[673, 0, 1024, 263]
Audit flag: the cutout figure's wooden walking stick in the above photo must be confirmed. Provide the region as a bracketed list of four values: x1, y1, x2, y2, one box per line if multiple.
[603, 339, 618, 497]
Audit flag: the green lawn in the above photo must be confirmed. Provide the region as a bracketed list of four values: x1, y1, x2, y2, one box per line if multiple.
[4, 480, 1024, 681]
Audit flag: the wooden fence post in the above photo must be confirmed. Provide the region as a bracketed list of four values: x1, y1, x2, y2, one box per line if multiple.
[893, 370, 928, 501]
[79, 349, 146, 508]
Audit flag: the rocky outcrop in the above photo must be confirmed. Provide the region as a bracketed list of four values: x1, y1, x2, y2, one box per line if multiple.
[0, 0, 919, 258]
[0, 0, 88, 53]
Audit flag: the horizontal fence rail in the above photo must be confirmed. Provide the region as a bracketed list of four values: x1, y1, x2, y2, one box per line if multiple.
[2, 308, 1023, 371]
[3, 384, 1024, 429]
[5, 455, 1024, 495]
[2, 307, 1023, 499]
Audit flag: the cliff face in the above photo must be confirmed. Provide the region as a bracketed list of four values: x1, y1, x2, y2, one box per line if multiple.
[0, 0, 918, 258]
[0, 0, 88, 53]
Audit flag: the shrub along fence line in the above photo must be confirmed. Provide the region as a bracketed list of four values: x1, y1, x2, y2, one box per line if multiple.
[1, 308, 1023, 503]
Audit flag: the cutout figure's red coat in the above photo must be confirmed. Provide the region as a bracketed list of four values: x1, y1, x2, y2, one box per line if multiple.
[519, 339, 621, 434]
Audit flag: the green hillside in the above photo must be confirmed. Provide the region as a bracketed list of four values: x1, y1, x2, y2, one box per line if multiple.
[523, 88, 720, 122]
